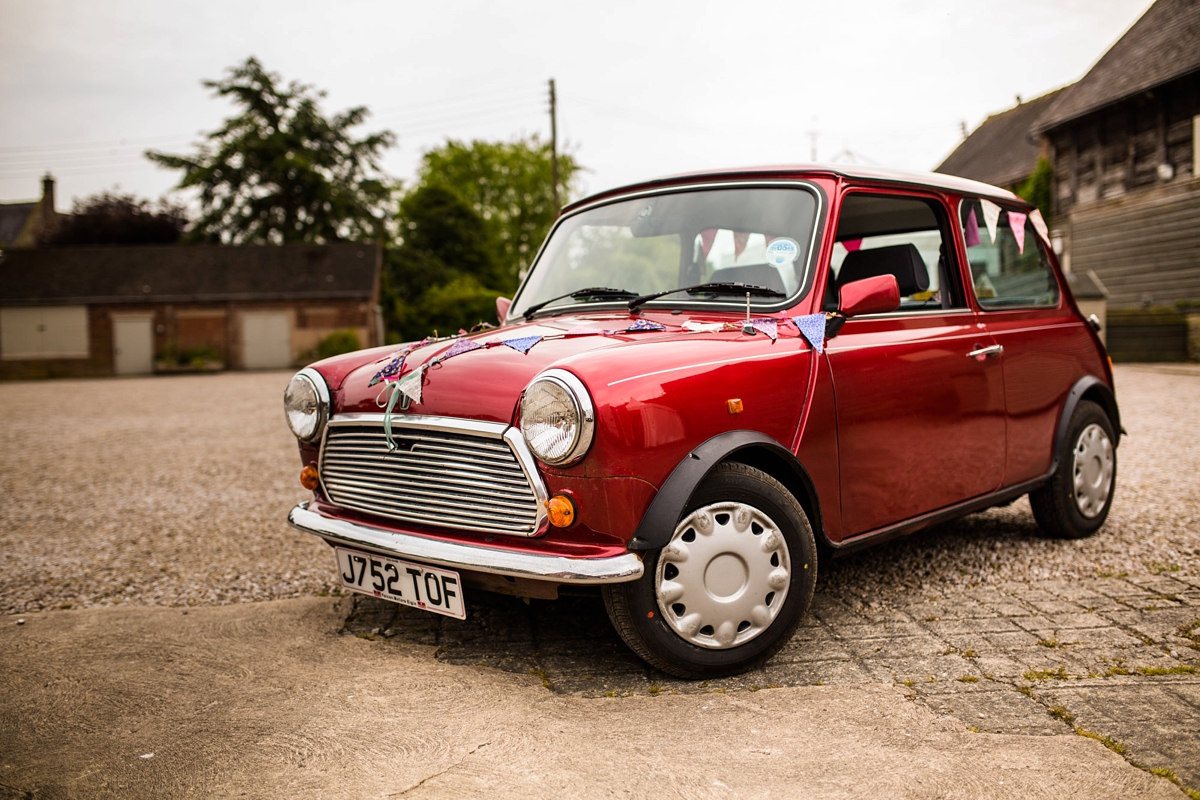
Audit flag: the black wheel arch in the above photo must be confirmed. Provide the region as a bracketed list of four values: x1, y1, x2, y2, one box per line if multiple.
[1053, 376, 1121, 473]
[628, 431, 826, 552]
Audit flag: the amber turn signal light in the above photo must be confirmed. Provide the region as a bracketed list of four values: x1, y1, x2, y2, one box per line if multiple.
[546, 494, 576, 528]
[726, 398, 744, 415]
[300, 465, 320, 490]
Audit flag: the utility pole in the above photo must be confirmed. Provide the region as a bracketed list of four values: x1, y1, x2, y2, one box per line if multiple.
[549, 78, 559, 216]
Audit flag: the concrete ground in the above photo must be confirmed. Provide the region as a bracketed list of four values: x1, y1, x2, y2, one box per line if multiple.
[1, 364, 1198, 798]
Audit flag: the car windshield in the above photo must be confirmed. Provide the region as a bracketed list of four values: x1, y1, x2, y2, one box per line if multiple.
[512, 185, 819, 318]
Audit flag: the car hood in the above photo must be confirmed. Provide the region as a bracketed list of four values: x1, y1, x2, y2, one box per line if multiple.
[335, 313, 683, 423]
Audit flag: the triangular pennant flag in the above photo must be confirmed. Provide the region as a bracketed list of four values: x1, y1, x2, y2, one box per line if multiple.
[842, 238, 862, 252]
[964, 207, 981, 247]
[1030, 208, 1050, 246]
[980, 199, 1001, 243]
[396, 365, 425, 406]
[369, 352, 406, 386]
[682, 320, 724, 333]
[1008, 210, 1028, 254]
[626, 319, 667, 332]
[501, 335, 543, 354]
[441, 337, 483, 361]
[750, 318, 778, 341]
[699, 228, 718, 259]
[791, 314, 826, 354]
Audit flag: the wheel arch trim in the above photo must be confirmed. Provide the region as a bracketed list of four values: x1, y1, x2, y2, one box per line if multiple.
[1053, 376, 1121, 474]
[628, 431, 825, 551]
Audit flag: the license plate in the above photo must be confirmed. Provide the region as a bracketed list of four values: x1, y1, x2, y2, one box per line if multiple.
[333, 546, 466, 620]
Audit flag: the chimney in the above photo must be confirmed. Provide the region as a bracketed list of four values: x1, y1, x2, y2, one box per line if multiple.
[41, 173, 56, 218]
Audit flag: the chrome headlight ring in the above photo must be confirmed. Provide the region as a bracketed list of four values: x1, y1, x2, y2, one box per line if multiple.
[284, 367, 330, 442]
[520, 369, 596, 466]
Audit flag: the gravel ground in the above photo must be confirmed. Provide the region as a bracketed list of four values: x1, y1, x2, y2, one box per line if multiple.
[1, 365, 1197, 615]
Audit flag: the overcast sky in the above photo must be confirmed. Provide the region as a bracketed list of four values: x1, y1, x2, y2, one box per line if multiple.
[0, 0, 1156, 209]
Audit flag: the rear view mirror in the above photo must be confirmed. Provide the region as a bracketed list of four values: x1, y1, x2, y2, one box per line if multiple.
[839, 274, 900, 317]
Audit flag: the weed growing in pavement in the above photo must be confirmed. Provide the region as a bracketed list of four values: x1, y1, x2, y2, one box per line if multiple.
[1024, 667, 1070, 681]
[1017, 686, 1033, 696]
[1105, 666, 1131, 677]
[956, 675, 978, 683]
[902, 679, 916, 688]
[961, 648, 979, 658]
[1137, 665, 1197, 676]
[529, 667, 552, 689]
[1144, 562, 1181, 574]
[1096, 571, 1128, 579]
[1038, 638, 1061, 648]
[1048, 706, 1074, 723]
[1076, 728, 1126, 755]
[648, 685, 662, 695]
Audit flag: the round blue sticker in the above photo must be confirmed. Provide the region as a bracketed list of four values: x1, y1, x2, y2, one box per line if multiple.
[765, 237, 800, 267]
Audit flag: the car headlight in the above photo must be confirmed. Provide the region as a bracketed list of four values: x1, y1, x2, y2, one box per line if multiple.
[520, 369, 595, 466]
[284, 368, 329, 442]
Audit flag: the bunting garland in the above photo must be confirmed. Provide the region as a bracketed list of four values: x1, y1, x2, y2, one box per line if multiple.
[964, 207, 981, 247]
[500, 335, 543, 354]
[625, 319, 667, 332]
[980, 199, 1001, 243]
[1030, 209, 1051, 246]
[1008, 210, 1028, 254]
[791, 314, 826, 354]
[440, 337, 483, 361]
[749, 318, 778, 341]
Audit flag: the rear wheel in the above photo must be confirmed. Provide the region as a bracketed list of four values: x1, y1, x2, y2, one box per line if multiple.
[1030, 400, 1116, 539]
[603, 462, 817, 679]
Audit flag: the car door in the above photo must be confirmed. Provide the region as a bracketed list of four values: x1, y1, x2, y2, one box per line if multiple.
[824, 190, 1007, 538]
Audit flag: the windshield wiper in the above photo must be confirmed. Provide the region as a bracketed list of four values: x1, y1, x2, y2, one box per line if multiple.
[627, 282, 785, 310]
[522, 287, 639, 320]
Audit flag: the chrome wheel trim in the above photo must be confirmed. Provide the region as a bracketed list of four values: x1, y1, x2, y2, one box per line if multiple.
[655, 501, 791, 650]
[1073, 423, 1114, 519]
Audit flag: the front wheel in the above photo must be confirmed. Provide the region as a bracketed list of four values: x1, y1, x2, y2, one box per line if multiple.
[1029, 399, 1117, 539]
[603, 462, 818, 679]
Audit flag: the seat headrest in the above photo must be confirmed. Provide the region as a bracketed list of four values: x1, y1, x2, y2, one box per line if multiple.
[837, 243, 929, 296]
[707, 264, 787, 294]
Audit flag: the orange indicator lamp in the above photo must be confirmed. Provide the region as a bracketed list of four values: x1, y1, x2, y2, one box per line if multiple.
[546, 494, 576, 528]
[300, 464, 320, 490]
[726, 398, 744, 415]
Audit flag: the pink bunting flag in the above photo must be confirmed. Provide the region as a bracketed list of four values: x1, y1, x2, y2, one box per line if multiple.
[791, 314, 826, 354]
[733, 232, 750, 259]
[699, 229, 718, 259]
[440, 337, 483, 362]
[842, 238, 862, 252]
[749, 318, 778, 341]
[1008, 210, 1028, 254]
[500, 335, 543, 354]
[964, 207, 981, 247]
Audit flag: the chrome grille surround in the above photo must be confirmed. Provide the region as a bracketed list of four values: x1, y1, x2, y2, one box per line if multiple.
[318, 413, 547, 537]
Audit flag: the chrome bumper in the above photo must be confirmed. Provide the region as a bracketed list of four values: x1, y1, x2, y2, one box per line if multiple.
[288, 502, 644, 585]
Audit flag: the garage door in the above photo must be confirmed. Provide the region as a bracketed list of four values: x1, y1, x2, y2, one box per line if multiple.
[1, 306, 89, 360]
[112, 315, 154, 375]
[242, 311, 292, 369]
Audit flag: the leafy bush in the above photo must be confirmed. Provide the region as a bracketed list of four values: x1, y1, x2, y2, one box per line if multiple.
[315, 330, 361, 360]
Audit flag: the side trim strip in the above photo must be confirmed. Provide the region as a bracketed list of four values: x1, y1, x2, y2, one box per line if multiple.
[288, 502, 644, 584]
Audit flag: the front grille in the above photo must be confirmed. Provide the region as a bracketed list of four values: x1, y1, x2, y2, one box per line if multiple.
[319, 421, 541, 536]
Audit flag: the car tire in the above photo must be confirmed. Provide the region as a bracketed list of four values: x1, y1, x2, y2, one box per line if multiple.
[1029, 399, 1117, 539]
[602, 462, 818, 679]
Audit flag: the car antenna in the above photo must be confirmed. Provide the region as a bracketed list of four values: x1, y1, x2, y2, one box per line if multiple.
[741, 292, 756, 335]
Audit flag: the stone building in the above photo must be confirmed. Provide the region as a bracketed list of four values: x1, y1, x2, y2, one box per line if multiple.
[0, 242, 382, 379]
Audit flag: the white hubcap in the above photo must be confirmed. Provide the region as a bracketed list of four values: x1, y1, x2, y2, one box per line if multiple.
[1073, 423, 1114, 519]
[656, 501, 790, 650]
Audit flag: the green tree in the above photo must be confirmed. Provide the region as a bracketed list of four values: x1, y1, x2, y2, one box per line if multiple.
[146, 57, 396, 245]
[416, 136, 580, 290]
[385, 185, 502, 340]
[40, 191, 189, 246]
[1015, 157, 1054, 220]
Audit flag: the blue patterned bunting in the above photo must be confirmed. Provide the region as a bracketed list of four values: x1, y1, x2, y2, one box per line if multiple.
[791, 314, 826, 354]
[501, 335, 543, 355]
[626, 319, 667, 332]
[368, 352, 406, 387]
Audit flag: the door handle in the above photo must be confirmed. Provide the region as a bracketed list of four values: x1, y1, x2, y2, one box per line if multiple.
[967, 344, 1003, 359]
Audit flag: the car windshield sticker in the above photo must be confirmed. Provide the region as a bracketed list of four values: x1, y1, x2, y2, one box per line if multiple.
[979, 199, 1001, 243]
[625, 319, 667, 332]
[749, 318, 778, 341]
[765, 237, 800, 267]
[1008, 210, 1028, 253]
[791, 314, 826, 354]
[963, 207, 981, 247]
[1030, 208, 1051, 245]
[499, 335, 543, 354]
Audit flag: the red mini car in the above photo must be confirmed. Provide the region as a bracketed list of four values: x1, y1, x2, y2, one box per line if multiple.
[284, 165, 1119, 678]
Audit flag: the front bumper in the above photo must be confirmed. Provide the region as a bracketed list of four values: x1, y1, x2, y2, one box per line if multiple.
[288, 502, 644, 585]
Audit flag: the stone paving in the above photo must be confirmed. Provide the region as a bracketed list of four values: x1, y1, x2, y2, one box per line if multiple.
[345, 568, 1200, 794]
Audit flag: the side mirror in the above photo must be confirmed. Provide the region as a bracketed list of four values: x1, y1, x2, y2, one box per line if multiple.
[839, 274, 900, 318]
[496, 296, 512, 323]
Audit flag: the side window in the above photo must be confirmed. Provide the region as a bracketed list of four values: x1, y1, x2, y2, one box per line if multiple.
[959, 199, 1060, 310]
[825, 193, 963, 312]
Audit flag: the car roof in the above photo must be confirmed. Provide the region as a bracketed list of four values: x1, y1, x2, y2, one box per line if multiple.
[563, 163, 1023, 214]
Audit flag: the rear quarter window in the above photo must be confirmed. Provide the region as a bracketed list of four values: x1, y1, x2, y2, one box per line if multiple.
[959, 199, 1059, 310]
